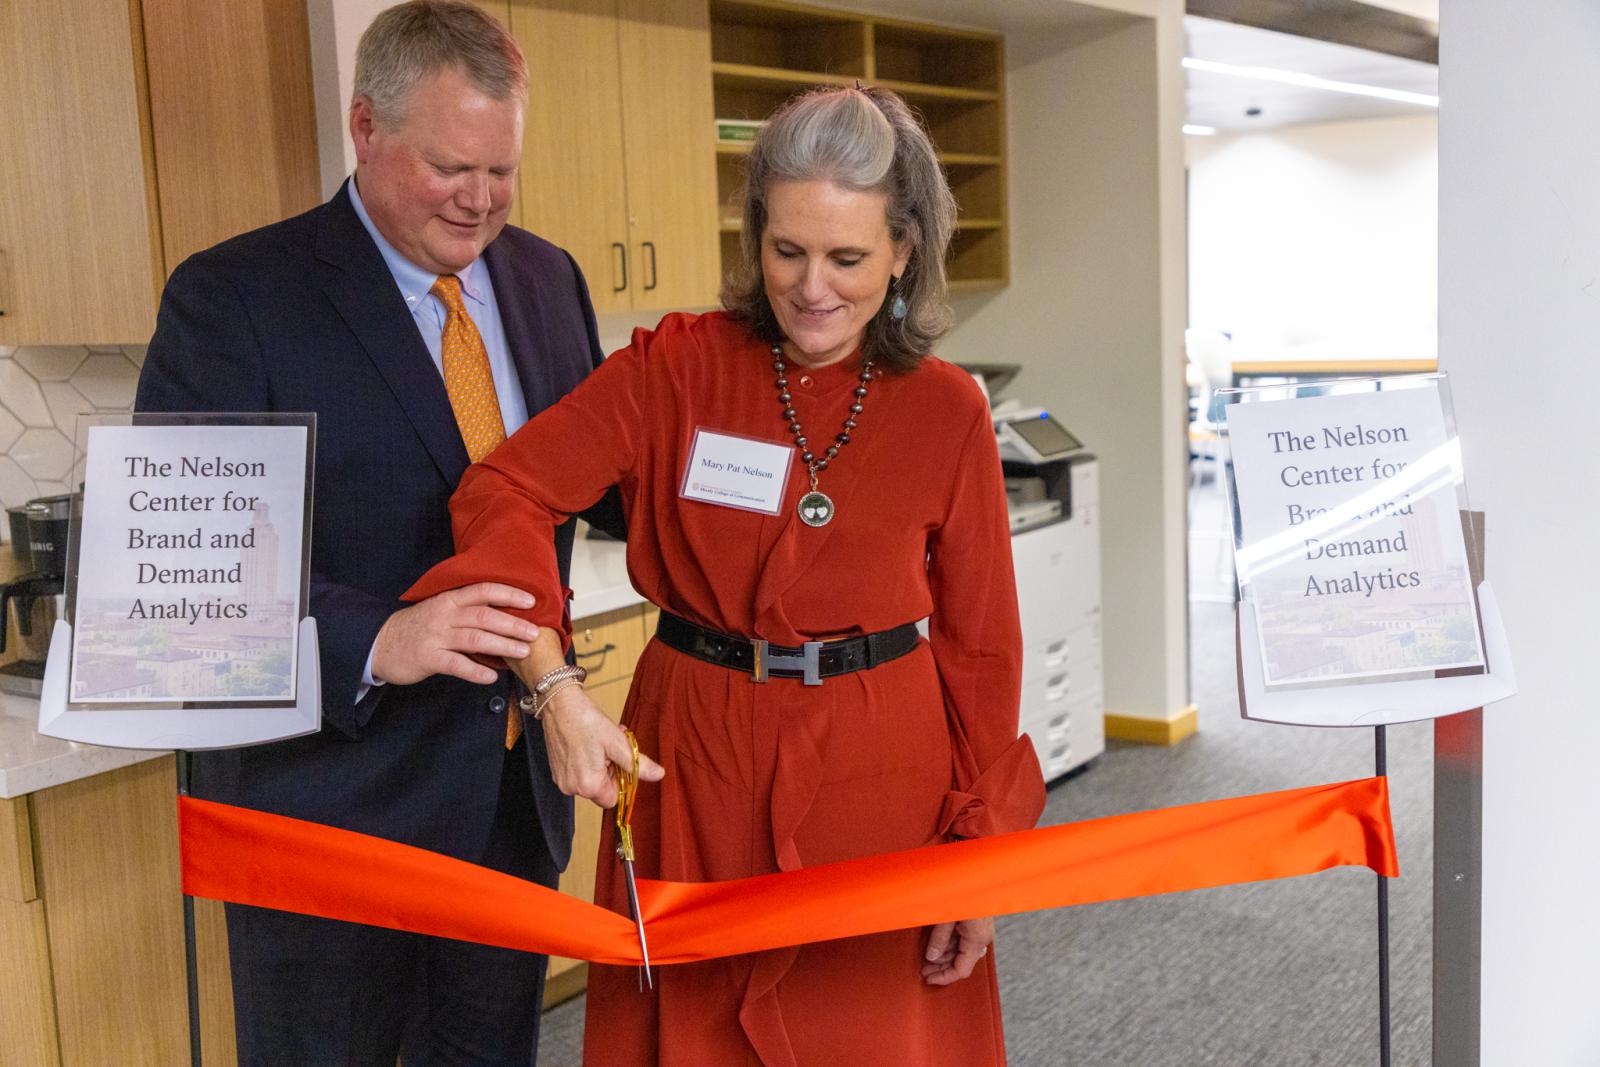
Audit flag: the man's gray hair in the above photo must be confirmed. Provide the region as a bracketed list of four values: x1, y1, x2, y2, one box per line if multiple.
[353, 0, 527, 128]
[722, 85, 958, 373]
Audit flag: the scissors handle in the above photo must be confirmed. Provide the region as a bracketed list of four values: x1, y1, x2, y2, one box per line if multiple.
[613, 728, 640, 862]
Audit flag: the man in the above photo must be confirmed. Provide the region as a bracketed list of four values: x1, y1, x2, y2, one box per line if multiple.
[136, 3, 618, 1062]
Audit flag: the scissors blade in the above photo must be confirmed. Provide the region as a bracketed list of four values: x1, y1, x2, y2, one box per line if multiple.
[621, 858, 653, 990]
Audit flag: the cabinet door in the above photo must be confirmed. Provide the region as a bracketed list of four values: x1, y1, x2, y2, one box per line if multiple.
[140, 0, 320, 269]
[31, 758, 189, 1066]
[617, 0, 721, 312]
[0, 0, 161, 344]
[509, 0, 633, 314]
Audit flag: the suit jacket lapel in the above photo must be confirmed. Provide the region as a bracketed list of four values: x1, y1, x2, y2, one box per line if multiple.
[484, 239, 552, 419]
[315, 183, 469, 487]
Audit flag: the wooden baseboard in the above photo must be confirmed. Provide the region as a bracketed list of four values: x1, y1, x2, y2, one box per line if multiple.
[543, 961, 587, 1009]
[1104, 705, 1198, 745]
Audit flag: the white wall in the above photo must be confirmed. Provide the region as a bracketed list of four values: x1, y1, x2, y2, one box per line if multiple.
[306, 0, 390, 198]
[941, 8, 1190, 725]
[1187, 114, 1437, 360]
[1441, 2, 1600, 1063]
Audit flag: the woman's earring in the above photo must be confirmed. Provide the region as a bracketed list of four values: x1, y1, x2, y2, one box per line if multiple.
[890, 276, 908, 321]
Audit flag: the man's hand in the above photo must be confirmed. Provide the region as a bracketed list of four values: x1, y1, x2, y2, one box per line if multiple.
[921, 917, 995, 986]
[540, 684, 665, 807]
[372, 583, 539, 686]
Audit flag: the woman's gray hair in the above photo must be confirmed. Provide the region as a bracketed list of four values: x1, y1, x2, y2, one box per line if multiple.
[722, 85, 958, 373]
[353, 0, 527, 129]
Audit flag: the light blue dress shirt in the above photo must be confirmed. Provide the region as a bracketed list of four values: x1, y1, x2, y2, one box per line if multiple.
[349, 176, 531, 697]
[348, 176, 531, 434]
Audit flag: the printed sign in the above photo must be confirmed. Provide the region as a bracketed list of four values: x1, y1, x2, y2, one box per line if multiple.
[69, 424, 309, 705]
[1227, 380, 1485, 687]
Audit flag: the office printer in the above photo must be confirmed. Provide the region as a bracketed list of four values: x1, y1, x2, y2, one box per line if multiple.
[960, 363, 1105, 780]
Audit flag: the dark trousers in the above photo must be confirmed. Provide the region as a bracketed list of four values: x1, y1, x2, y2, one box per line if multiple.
[225, 747, 559, 1067]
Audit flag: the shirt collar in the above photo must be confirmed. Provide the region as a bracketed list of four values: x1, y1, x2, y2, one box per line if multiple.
[348, 175, 490, 312]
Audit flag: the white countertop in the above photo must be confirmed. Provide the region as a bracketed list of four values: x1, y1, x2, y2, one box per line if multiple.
[0, 531, 644, 799]
[568, 526, 648, 620]
[0, 691, 167, 799]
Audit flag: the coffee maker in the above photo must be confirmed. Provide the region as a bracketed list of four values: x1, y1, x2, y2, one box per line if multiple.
[1, 494, 74, 697]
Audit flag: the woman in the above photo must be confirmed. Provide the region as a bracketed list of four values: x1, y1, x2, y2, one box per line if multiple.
[406, 85, 1046, 1065]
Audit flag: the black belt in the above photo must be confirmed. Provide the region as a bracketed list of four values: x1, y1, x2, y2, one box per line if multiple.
[655, 612, 919, 686]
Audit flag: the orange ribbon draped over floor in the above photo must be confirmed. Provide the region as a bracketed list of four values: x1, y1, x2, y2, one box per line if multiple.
[178, 776, 1397, 965]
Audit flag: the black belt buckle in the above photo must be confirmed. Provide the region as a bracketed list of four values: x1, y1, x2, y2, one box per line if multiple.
[751, 639, 823, 685]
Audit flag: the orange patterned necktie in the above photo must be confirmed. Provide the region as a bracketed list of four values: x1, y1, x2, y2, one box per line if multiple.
[430, 274, 520, 748]
[432, 274, 507, 463]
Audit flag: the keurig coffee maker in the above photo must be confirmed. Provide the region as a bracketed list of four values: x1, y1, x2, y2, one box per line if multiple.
[0, 494, 74, 697]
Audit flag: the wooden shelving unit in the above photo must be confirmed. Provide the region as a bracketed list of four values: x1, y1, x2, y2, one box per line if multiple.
[708, 0, 1008, 290]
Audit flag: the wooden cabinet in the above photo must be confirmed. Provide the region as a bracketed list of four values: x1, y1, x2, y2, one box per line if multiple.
[0, 795, 59, 1067]
[708, 1, 1010, 290]
[615, 0, 724, 311]
[0, 0, 164, 345]
[0, 0, 319, 345]
[0, 759, 228, 1067]
[139, 0, 322, 272]
[499, 0, 721, 313]
[482, 1, 1008, 310]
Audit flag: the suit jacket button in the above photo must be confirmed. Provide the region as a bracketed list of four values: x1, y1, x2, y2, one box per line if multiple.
[488, 695, 507, 715]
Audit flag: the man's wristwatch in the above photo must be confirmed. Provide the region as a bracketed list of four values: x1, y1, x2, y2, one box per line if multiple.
[518, 663, 589, 720]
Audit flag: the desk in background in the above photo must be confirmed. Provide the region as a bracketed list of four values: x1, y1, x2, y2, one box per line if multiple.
[1231, 358, 1438, 388]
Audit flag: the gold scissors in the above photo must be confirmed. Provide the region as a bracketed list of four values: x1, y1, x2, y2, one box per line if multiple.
[613, 728, 653, 990]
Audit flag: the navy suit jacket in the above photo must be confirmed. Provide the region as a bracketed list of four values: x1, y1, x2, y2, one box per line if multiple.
[136, 183, 615, 871]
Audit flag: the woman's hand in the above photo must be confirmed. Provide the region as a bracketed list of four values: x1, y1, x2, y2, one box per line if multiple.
[921, 917, 995, 986]
[540, 683, 664, 808]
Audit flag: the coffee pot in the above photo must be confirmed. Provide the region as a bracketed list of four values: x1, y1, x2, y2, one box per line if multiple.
[0, 494, 75, 697]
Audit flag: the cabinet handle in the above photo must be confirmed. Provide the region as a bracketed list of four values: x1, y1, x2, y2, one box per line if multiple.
[575, 641, 617, 671]
[611, 242, 628, 293]
[642, 241, 658, 291]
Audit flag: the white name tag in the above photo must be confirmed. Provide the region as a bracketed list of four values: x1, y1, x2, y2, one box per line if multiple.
[680, 428, 794, 515]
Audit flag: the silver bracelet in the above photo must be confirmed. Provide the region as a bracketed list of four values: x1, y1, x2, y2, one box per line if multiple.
[532, 676, 584, 719]
[517, 663, 588, 720]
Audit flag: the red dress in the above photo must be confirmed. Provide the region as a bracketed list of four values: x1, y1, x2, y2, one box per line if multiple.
[407, 311, 1045, 1066]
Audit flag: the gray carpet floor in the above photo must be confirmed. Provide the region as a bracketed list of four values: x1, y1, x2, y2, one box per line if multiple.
[537, 487, 1433, 1065]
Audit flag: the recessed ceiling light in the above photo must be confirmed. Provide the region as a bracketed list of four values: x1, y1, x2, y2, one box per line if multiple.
[1183, 124, 1218, 136]
[1182, 57, 1440, 108]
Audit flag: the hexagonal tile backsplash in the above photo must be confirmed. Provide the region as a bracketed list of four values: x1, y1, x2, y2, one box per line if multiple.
[0, 345, 146, 531]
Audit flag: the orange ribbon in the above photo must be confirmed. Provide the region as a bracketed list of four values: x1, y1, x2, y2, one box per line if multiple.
[178, 776, 1396, 965]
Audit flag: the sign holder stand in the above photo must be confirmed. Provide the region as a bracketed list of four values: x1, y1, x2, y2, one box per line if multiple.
[33, 412, 319, 1064]
[1218, 373, 1512, 1065]
[1234, 502, 1507, 1066]
[177, 750, 202, 1067]
[36, 616, 321, 749]
[1374, 723, 1391, 1067]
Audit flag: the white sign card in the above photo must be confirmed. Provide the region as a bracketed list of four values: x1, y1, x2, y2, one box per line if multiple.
[69, 424, 309, 705]
[679, 427, 794, 515]
[1226, 380, 1486, 688]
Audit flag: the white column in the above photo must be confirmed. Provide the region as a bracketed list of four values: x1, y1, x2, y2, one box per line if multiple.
[304, 0, 392, 199]
[1441, 2, 1600, 1062]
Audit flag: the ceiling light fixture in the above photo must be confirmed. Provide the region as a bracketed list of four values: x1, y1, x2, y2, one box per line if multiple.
[1182, 56, 1440, 108]
[1183, 124, 1218, 135]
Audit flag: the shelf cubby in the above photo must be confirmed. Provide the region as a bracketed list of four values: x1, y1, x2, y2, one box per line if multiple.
[709, 2, 1008, 291]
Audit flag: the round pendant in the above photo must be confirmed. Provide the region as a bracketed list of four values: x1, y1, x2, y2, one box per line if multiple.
[797, 490, 835, 527]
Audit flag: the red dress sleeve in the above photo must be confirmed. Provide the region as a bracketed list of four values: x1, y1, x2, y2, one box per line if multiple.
[401, 328, 651, 646]
[928, 402, 1047, 839]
